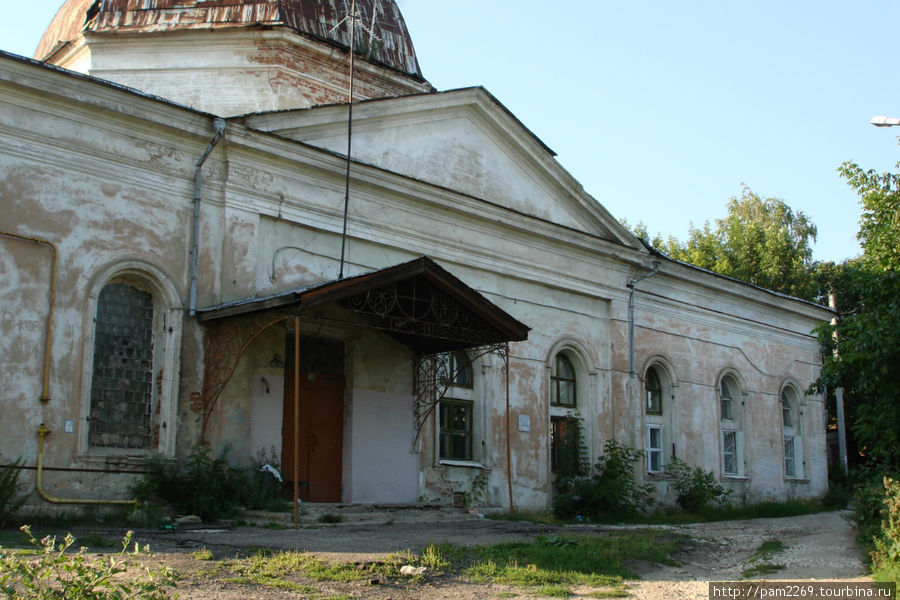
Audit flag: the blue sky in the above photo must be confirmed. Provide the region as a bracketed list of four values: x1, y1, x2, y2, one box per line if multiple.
[4, 1, 899, 263]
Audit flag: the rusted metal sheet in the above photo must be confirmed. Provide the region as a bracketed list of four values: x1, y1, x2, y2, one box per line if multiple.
[36, 0, 423, 78]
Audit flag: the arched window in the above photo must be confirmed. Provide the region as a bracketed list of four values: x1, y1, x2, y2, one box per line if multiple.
[439, 350, 473, 389]
[644, 364, 671, 473]
[719, 374, 743, 477]
[646, 367, 662, 415]
[781, 386, 803, 479]
[80, 264, 182, 457]
[88, 280, 156, 449]
[551, 353, 576, 407]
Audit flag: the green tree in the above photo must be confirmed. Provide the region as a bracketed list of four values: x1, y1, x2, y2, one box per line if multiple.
[631, 186, 819, 300]
[811, 160, 900, 467]
[838, 161, 900, 273]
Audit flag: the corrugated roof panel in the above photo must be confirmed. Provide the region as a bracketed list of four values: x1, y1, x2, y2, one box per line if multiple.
[36, 0, 423, 78]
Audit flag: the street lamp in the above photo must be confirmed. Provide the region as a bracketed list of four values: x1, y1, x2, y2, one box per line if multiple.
[870, 115, 900, 127]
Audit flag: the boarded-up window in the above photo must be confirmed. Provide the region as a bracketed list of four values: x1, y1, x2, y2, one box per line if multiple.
[88, 282, 154, 449]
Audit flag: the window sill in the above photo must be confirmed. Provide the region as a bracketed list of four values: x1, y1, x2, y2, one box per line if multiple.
[439, 459, 485, 469]
[784, 477, 810, 484]
[644, 472, 672, 480]
[76, 451, 160, 469]
[722, 475, 749, 481]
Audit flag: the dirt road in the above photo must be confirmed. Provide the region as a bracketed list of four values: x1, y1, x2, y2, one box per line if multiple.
[46, 510, 871, 599]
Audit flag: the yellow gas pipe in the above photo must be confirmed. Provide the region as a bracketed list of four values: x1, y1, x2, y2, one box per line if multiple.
[0, 232, 137, 506]
[37, 425, 137, 506]
[0, 231, 56, 403]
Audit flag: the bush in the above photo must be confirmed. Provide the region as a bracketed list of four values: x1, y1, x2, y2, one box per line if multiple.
[850, 467, 895, 548]
[0, 525, 176, 599]
[132, 445, 285, 520]
[553, 440, 654, 521]
[0, 458, 26, 527]
[667, 457, 731, 512]
[823, 467, 853, 509]
[871, 477, 900, 582]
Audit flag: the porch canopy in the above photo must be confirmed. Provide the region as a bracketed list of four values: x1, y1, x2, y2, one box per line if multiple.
[196, 256, 530, 353]
[194, 256, 529, 518]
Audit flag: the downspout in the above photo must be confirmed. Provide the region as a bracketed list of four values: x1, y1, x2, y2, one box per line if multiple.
[0, 231, 56, 404]
[189, 117, 227, 316]
[627, 261, 661, 379]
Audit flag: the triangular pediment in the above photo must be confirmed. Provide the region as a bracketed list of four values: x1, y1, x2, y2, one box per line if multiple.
[242, 87, 639, 248]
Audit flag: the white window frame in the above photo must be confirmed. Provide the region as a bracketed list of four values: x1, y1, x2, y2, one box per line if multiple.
[719, 374, 745, 478]
[646, 424, 663, 473]
[781, 386, 804, 479]
[435, 351, 483, 467]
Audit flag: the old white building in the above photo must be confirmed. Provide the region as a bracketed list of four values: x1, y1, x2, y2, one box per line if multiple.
[0, 0, 832, 514]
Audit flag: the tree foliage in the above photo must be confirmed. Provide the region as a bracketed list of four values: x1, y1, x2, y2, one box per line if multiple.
[632, 186, 819, 300]
[811, 159, 900, 468]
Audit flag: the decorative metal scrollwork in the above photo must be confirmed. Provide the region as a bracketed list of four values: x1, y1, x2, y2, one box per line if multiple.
[413, 342, 509, 447]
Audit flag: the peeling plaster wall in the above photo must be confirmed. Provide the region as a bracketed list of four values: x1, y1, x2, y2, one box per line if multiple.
[0, 59, 213, 505]
[76, 30, 431, 117]
[0, 55, 831, 514]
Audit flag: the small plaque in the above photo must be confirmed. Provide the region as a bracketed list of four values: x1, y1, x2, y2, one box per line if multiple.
[64, 420, 74, 434]
[518, 414, 530, 432]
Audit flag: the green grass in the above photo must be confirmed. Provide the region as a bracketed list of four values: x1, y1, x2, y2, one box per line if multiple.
[534, 584, 572, 597]
[262, 521, 288, 530]
[191, 547, 215, 561]
[742, 539, 787, 579]
[466, 531, 682, 586]
[222, 529, 680, 596]
[587, 586, 631, 598]
[750, 540, 786, 561]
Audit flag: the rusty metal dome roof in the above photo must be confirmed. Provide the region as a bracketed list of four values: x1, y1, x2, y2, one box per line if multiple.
[36, 0, 425, 79]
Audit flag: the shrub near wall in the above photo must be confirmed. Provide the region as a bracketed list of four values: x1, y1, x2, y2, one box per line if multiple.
[553, 440, 653, 521]
[0, 459, 25, 527]
[872, 477, 900, 582]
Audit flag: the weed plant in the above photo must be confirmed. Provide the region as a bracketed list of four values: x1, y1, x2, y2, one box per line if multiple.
[131, 445, 285, 520]
[0, 525, 176, 599]
[0, 459, 26, 527]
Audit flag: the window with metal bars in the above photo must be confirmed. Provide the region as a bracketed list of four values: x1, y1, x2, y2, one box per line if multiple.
[88, 282, 154, 449]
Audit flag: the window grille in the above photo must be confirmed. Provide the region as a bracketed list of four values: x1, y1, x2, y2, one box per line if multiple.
[88, 282, 154, 449]
[722, 430, 738, 475]
[784, 436, 796, 478]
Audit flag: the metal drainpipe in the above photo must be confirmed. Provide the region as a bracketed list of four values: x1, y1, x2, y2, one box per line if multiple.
[627, 261, 661, 379]
[189, 118, 227, 316]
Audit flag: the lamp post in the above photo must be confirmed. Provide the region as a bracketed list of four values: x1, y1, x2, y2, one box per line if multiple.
[870, 115, 900, 127]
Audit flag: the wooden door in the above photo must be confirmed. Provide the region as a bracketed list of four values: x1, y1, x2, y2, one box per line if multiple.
[282, 372, 344, 502]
